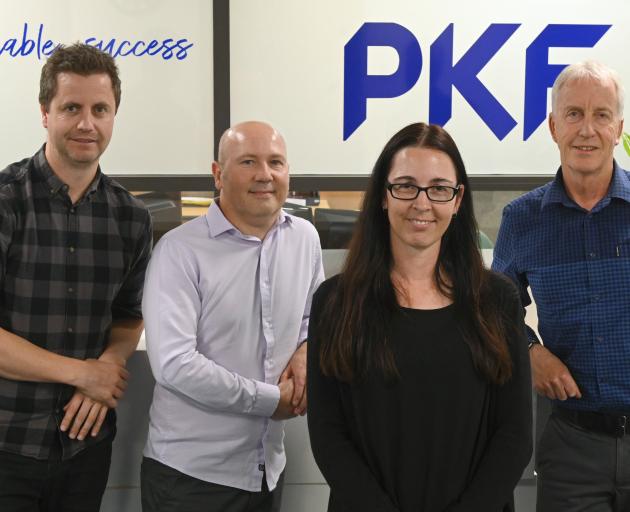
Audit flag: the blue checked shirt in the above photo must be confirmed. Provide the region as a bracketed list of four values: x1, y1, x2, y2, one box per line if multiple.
[492, 162, 630, 413]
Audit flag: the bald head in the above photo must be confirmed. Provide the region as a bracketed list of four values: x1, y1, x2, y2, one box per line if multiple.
[217, 121, 287, 167]
[211, 120, 290, 239]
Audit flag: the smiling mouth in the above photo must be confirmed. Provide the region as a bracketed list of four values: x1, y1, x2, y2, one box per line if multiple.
[409, 219, 434, 225]
[573, 145, 598, 151]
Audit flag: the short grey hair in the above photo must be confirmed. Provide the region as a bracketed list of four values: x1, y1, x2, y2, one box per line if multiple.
[551, 60, 625, 118]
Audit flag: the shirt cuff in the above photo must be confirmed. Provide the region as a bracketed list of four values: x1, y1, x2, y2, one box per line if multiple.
[252, 381, 281, 417]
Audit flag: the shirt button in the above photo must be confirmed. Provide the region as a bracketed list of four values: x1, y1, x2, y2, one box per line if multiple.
[589, 252, 596, 258]
[593, 294, 600, 302]
[69, 246, 75, 253]
[70, 208, 75, 214]
[68, 287, 74, 293]
[67, 327, 73, 333]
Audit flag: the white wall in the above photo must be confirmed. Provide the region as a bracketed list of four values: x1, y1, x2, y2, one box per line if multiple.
[231, 0, 630, 175]
[0, 1, 213, 175]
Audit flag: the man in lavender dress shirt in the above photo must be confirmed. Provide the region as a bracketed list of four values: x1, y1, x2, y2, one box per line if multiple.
[140, 121, 324, 512]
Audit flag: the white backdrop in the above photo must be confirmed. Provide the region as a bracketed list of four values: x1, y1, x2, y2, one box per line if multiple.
[231, 0, 630, 175]
[2, 1, 628, 176]
[0, 0, 213, 175]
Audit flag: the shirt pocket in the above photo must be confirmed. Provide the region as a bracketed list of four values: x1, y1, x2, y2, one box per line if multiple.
[615, 239, 630, 258]
[605, 239, 630, 313]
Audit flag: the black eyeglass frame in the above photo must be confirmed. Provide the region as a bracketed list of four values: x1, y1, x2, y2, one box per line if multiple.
[386, 182, 461, 203]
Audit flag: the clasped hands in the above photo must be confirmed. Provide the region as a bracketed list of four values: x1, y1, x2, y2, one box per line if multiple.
[272, 342, 308, 420]
[60, 353, 128, 441]
[61, 343, 309, 435]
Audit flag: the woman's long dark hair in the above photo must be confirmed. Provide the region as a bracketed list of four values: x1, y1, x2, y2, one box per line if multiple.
[318, 123, 512, 385]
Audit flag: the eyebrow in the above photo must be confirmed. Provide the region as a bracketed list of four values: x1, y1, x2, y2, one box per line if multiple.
[390, 175, 456, 185]
[564, 105, 613, 113]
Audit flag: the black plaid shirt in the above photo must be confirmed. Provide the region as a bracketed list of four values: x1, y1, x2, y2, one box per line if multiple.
[0, 146, 152, 460]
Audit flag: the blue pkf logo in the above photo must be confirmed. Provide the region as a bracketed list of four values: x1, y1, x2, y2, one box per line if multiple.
[343, 23, 611, 141]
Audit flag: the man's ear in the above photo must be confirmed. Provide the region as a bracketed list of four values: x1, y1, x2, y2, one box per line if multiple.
[40, 104, 49, 129]
[211, 161, 223, 190]
[615, 118, 624, 145]
[548, 112, 558, 143]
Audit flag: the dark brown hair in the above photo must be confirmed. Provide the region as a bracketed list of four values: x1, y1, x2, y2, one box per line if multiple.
[39, 43, 121, 111]
[317, 123, 512, 385]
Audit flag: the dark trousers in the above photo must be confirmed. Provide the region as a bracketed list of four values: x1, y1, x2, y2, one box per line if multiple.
[536, 412, 630, 512]
[0, 437, 112, 512]
[141, 457, 284, 512]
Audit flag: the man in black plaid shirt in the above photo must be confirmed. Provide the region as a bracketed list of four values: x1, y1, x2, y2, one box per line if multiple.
[0, 43, 152, 511]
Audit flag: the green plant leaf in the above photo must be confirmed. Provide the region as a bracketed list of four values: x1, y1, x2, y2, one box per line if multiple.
[624, 132, 630, 157]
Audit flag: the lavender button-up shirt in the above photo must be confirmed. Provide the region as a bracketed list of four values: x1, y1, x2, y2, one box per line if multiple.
[142, 201, 324, 491]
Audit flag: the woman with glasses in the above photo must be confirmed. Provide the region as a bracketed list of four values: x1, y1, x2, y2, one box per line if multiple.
[307, 123, 532, 512]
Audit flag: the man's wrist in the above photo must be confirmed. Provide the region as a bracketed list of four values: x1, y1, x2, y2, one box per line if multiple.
[252, 380, 280, 417]
[99, 351, 126, 367]
[64, 357, 86, 388]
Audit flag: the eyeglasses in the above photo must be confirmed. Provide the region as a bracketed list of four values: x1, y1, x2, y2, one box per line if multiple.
[386, 182, 460, 202]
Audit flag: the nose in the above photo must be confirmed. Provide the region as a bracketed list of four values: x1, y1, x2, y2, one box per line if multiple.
[255, 163, 273, 181]
[412, 189, 431, 210]
[76, 111, 95, 132]
[578, 115, 596, 138]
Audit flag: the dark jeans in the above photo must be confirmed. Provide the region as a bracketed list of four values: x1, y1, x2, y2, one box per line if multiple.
[536, 412, 630, 512]
[141, 457, 284, 512]
[0, 436, 112, 512]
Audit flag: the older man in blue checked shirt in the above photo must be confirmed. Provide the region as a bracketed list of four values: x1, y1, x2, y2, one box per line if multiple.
[140, 121, 324, 512]
[493, 61, 629, 511]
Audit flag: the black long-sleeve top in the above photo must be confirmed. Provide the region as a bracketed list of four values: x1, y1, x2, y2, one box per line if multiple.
[307, 272, 532, 512]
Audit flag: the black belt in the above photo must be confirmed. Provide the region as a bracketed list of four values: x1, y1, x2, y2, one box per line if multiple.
[555, 407, 630, 438]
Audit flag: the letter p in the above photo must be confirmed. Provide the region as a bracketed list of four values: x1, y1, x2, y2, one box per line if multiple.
[343, 23, 422, 140]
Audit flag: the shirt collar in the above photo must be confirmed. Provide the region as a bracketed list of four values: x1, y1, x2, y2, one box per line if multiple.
[608, 161, 630, 203]
[540, 168, 570, 210]
[35, 144, 102, 200]
[541, 160, 630, 211]
[206, 199, 290, 239]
